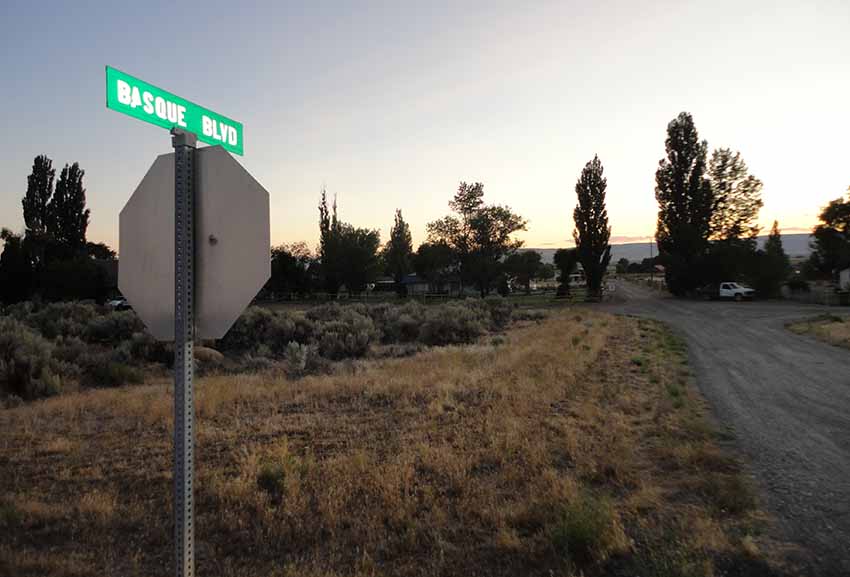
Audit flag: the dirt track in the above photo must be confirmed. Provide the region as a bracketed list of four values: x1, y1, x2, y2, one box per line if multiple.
[605, 281, 850, 575]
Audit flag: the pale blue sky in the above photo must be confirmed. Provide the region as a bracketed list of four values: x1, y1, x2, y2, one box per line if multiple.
[1, 0, 849, 251]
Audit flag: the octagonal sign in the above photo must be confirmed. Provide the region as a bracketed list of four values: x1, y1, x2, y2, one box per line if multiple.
[119, 146, 270, 340]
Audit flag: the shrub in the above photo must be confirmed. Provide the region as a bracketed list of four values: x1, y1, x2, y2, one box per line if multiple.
[305, 302, 344, 322]
[53, 336, 88, 364]
[128, 332, 174, 366]
[283, 341, 311, 377]
[292, 315, 317, 345]
[389, 313, 421, 343]
[269, 315, 299, 351]
[551, 493, 627, 567]
[0, 317, 59, 399]
[513, 309, 547, 322]
[84, 311, 145, 343]
[483, 295, 513, 330]
[363, 302, 394, 328]
[78, 351, 144, 388]
[317, 309, 377, 360]
[257, 462, 286, 499]
[50, 336, 86, 380]
[220, 307, 297, 355]
[420, 304, 486, 346]
[702, 473, 756, 514]
[13, 301, 100, 339]
[239, 355, 274, 373]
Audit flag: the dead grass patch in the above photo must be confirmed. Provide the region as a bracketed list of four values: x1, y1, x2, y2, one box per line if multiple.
[787, 314, 850, 348]
[0, 310, 792, 576]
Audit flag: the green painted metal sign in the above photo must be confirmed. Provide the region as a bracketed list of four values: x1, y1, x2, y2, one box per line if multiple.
[106, 66, 244, 155]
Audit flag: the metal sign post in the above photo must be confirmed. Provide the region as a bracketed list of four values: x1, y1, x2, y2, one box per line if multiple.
[111, 66, 269, 577]
[172, 128, 196, 577]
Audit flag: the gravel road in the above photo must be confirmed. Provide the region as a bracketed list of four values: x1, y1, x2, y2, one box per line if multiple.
[606, 281, 850, 576]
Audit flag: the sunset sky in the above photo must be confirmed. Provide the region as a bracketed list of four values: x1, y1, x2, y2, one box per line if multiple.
[1, 0, 848, 252]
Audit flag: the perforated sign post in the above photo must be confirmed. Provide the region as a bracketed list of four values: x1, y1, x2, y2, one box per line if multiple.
[109, 67, 269, 577]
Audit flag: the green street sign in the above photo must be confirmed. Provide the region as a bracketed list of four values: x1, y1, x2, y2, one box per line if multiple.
[106, 66, 244, 155]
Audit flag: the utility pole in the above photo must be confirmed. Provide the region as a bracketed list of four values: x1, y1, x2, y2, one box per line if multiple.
[649, 239, 654, 285]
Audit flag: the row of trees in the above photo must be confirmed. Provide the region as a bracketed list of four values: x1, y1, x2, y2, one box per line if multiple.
[268, 161, 614, 301]
[0, 155, 115, 304]
[654, 112, 791, 296]
[268, 184, 543, 298]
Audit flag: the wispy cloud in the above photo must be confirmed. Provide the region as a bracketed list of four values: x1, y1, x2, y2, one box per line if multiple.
[610, 235, 654, 244]
[776, 226, 812, 234]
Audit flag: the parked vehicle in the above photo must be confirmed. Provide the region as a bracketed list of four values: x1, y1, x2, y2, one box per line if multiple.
[698, 282, 755, 301]
[108, 298, 131, 311]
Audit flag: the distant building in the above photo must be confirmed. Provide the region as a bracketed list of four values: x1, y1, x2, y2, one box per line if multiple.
[401, 273, 430, 295]
[839, 268, 850, 291]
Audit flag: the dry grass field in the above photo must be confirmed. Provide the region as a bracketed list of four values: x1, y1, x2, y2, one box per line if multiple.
[786, 314, 850, 348]
[0, 311, 791, 576]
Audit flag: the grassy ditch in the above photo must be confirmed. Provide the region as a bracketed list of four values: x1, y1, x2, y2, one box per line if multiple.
[0, 311, 789, 576]
[786, 313, 850, 349]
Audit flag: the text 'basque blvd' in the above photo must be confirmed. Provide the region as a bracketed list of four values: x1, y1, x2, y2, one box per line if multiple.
[113, 77, 239, 147]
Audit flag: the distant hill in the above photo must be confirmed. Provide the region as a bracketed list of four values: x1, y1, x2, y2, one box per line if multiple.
[526, 233, 812, 264]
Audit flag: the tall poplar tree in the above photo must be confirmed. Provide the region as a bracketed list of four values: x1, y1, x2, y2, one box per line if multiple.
[22, 155, 55, 237]
[383, 209, 413, 296]
[655, 112, 713, 295]
[708, 148, 763, 242]
[318, 188, 342, 295]
[49, 162, 90, 253]
[573, 155, 611, 298]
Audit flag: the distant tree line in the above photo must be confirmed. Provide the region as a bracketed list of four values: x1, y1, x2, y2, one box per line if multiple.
[267, 183, 543, 299]
[15, 117, 835, 307]
[0, 155, 115, 304]
[654, 112, 791, 297]
[615, 256, 660, 275]
[266, 168, 614, 301]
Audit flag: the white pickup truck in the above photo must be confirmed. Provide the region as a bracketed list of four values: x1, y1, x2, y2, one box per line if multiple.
[698, 282, 755, 301]
[718, 282, 755, 301]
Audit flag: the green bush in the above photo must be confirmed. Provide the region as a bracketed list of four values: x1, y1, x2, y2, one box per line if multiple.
[84, 311, 145, 343]
[283, 341, 313, 377]
[220, 307, 298, 355]
[305, 302, 344, 322]
[128, 332, 174, 365]
[257, 462, 286, 498]
[483, 295, 513, 330]
[80, 357, 145, 388]
[317, 308, 377, 360]
[11, 301, 100, 339]
[239, 355, 274, 373]
[52, 335, 88, 364]
[0, 317, 60, 399]
[220, 306, 275, 352]
[365, 301, 425, 343]
[702, 473, 756, 515]
[420, 304, 486, 346]
[76, 349, 144, 387]
[551, 493, 624, 567]
[513, 309, 547, 322]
